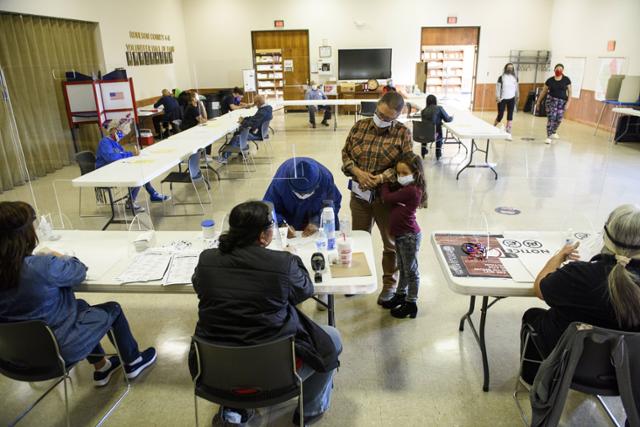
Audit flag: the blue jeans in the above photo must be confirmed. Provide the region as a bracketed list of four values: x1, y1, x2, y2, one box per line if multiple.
[297, 325, 342, 417]
[247, 131, 262, 141]
[84, 302, 141, 365]
[395, 232, 422, 302]
[128, 183, 158, 201]
[220, 133, 246, 160]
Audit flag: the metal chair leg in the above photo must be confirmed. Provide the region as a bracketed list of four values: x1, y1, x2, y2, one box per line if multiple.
[596, 396, 622, 427]
[63, 374, 71, 427]
[193, 394, 199, 427]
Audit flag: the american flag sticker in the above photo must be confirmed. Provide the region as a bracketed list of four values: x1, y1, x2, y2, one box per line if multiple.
[109, 92, 124, 100]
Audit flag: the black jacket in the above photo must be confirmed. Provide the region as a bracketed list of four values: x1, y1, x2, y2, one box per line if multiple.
[191, 245, 339, 373]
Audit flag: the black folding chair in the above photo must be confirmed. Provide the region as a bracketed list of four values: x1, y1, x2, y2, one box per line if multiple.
[0, 320, 130, 427]
[359, 101, 377, 118]
[514, 323, 640, 427]
[412, 119, 436, 157]
[191, 335, 303, 427]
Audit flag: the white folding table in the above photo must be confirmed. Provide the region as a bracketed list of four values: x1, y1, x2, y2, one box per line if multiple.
[41, 230, 377, 327]
[273, 99, 366, 131]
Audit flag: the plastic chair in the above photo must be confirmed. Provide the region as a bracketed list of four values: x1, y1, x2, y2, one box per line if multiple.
[514, 323, 640, 427]
[0, 320, 130, 427]
[250, 120, 274, 160]
[161, 149, 213, 215]
[412, 119, 436, 156]
[75, 151, 125, 218]
[191, 335, 303, 427]
[219, 128, 256, 173]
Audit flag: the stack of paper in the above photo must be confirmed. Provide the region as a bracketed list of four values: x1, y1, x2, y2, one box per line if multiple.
[164, 254, 199, 286]
[115, 253, 172, 284]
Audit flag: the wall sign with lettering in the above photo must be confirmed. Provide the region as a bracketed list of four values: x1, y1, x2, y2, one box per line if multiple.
[125, 31, 174, 66]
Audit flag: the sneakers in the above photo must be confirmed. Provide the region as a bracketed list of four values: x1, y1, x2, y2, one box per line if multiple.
[212, 407, 255, 426]
[376, 289, 395, 305]
[125, 201, 145, 213]
[545, 138, 552, 144]
[505, 133, 513, 141]
[309, 122, 316, 129]
[216, 156, 228, 165]
[150, 192, 171, 203]
[551, 133, 560, 139]
[381, 292, 406, 309]
[125, 347, 157, 380]
[321, 120, 330, 127]
[93, 356, 122, 387]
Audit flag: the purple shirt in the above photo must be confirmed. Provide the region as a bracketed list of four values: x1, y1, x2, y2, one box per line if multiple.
[381, 183, 422, 236]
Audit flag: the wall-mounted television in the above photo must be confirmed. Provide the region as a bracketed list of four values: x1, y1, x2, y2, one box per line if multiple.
[338, 48, 392, 80]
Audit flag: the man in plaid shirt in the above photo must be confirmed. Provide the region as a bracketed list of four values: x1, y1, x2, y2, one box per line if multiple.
[341, 92, 413, 304]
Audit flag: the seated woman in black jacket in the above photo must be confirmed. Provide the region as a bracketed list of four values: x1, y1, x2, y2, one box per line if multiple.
[521, 204, 640, 384]
[191, 201, 341, 426]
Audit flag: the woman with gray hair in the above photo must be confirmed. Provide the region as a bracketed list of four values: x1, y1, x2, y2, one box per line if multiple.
[519, 204, 640, 384]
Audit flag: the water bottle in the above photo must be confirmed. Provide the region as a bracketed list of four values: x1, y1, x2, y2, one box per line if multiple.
[315, 229, 328, 252]
[565, 228, 575, 246]
[321, 206, 336, 250]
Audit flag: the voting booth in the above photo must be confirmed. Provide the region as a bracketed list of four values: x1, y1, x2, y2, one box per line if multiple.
[62, 77, 139, 151]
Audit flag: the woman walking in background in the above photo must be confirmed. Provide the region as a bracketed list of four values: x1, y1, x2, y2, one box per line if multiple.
[494, 63, 519, 140]
[536, 64, 572, 144]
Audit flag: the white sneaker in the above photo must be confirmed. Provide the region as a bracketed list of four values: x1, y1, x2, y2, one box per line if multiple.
[551, 133, 560, 139]
[506, 134, 513, 141]
[316, 294, 328, 311]
[496, 123, 504, 130]
[545, 138, 552, 144]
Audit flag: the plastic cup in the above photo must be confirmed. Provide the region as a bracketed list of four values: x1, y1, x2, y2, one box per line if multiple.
[337, 238, 353, 267]
[279, 226, 288, 247]
[201, 219, 216, 239]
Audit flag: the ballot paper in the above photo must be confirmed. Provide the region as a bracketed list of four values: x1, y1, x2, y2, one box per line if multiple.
[164, 253, 199, 286]
[115, 252, 172, 284]
[348, 179, 372, 203]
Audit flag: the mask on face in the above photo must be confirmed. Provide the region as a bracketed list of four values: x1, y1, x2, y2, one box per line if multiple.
[554, 69, 563, 77]
[311, 85, 318, 91]
[506, 68, 514, 75]
[115, 130, 124, 141]
[235, 96, 242, 102]
[373, 112, 393, 128]
[397, 174, 414, 186]
[293, 190, 315, 200]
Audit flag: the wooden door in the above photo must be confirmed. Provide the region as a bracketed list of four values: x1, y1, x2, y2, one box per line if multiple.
[252, 30, 309, 110]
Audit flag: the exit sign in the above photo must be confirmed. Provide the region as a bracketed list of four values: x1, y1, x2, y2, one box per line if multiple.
[447, 16, 457, 24]
[274, 20, 284, 28]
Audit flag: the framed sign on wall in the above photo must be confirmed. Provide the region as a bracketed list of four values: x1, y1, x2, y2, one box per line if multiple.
[319, 46, 332, 58]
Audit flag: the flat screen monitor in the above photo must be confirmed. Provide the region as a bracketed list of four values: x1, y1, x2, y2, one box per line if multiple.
[338, 49, 392, 80]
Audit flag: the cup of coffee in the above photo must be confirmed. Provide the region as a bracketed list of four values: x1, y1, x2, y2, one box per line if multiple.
[337, 238, 353, 267]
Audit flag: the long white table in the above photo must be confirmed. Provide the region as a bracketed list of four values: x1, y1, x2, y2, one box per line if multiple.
[431, 230, 597, 391]
[611, 107, 640, 144]
[72, 108, 259, 229]
[40, 230, 377, 326]
[273, 98, 366, 131]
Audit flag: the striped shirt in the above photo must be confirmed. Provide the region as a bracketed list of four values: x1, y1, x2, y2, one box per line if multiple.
[341, 118, 413, 183]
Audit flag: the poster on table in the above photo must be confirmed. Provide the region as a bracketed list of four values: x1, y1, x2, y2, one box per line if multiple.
[434, 233, 514, 279]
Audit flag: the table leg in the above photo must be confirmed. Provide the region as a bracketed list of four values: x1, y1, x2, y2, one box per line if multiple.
[479, 296, 490, 392]
[485, 139, 498, 180]
[594, 103, 607, 136]
[334, 105, 338, 132]
[614, 114, 632, 144]
[459, 296, 476, 331]
[102, 189, 116, 231]
[327, 294, 336, 327]
[456, 139, 477, 180]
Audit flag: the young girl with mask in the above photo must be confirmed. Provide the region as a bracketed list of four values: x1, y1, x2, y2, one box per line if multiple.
[535, 63, 572, 144]
[380, 152, 428, 319]
[495, 63, 519, 140]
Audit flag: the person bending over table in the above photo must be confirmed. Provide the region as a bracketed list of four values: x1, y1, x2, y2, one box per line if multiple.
[95, 117, 170, 213]
[216, 95, 273, 164]
[264, 157, 341, 238]
[342, 91, 413, 304]
[190, 201, 341, 426]
[153, 88, 182, 138]
[0, 201, 157, 387]
[305, 82, 331, 128]
[520, 204, 640, 384]
[221, 87, 249, 114]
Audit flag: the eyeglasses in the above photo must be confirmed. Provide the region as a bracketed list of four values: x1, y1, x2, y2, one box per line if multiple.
[374, 109, 398, 122]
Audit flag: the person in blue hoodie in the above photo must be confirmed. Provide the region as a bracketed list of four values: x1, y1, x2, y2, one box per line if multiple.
[263, 157, 342, 237]
[95, 117, 169, 212]
[0, 201, 157, 387]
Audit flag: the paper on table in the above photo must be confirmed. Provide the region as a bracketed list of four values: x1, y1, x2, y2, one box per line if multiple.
[499, 258, 534, 282]
[499, 233, 559, 278]
[115, 252, 172, 284]
[164, 254, 199, 286]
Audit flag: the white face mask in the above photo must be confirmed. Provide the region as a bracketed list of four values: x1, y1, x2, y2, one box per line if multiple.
[311, 85, 318, 91]
[293, 190, 315, 200]
[397, 175, 414, 186]
[373, 113, 392, 128]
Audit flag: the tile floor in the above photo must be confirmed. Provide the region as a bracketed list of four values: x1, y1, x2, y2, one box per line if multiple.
[1, 109, 639, 426]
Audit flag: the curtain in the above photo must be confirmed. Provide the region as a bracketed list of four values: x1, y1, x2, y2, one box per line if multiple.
[0, 13, 102, 192]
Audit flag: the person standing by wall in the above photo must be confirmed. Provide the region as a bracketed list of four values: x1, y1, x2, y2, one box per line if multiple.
[494, 63, 519, 141]
[341, 92, 413, 304]
[535, 64, 572, 144]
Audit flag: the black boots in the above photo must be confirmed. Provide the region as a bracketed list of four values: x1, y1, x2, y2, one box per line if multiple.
[436, 148, 442, 160]
[381, 292, 406, 309]
[421, 144, 428, 158]
[391, 302, 418, 319]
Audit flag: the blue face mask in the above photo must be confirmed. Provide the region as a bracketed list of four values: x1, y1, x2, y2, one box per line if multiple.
[115, 130, 124, 141]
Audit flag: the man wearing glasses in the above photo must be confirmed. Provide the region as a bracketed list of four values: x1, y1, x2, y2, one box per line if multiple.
[341, 91, 413, 304]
